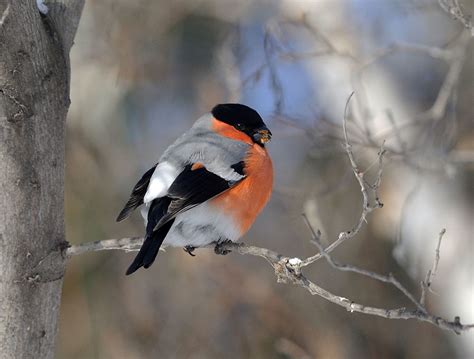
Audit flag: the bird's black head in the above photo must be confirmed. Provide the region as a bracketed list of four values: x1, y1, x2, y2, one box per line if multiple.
[212, 103, 272, 146]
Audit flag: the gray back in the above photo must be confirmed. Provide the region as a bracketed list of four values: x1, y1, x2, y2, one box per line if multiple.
[159, 114, 249, 181]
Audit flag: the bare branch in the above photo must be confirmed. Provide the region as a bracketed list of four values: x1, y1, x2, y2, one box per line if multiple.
[429, 228, 446, 285]
[66, 237, 144, 257]
[67, 238, 474, 333]
[302, 214, 426, 313]
[256, 18, 470, 175]
[359, 31, 470, 154]
[430, 32, 470, 120]
[300, 93, 385, 268]
[263, 27, 284, 114]
[439, 0, 474, 34]
[420, 229, 446, 306]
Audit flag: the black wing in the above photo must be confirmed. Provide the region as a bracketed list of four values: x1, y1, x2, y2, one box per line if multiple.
[116, 164, 158, 222]
[125, 161, 245, 275]
[153, 161, 245, 230]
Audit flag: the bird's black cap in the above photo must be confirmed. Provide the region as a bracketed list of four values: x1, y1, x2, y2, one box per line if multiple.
[212, 103, 266, 131]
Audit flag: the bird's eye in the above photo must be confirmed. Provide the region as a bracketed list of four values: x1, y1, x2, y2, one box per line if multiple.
[236, 123, 244, 130]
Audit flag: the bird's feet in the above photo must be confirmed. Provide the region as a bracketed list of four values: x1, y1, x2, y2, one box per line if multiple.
[183, 245, 196, 257]
[214, 239, 233, 255]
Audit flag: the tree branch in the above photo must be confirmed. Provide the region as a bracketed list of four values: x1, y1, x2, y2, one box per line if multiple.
[66, 237, 144, 257]
[301, 214, 426, 313]
[420, 228, 446, 306]
[439, 0, 474, 34]
[66, 238, 474, 333]
[300, 92, 384, 268]
[253, 18, 471, 174]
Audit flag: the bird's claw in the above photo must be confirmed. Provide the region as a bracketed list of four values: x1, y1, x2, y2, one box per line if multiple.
[183, 245, 196, 257]
[214, 240, 233, 255]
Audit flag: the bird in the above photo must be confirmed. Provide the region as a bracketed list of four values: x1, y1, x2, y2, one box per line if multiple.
[116, 103, 273, 275]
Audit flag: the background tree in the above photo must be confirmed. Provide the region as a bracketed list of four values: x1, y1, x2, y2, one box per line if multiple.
[0, 1, 83, 358]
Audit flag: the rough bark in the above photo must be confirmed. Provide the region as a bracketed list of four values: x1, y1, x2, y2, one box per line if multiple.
[0, 1, 83, 358]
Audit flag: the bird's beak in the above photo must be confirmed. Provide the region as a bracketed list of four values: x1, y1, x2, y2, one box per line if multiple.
[253, 127, 272, 145]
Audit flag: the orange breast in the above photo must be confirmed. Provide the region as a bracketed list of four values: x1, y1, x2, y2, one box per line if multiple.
[212, 144, 273, 236]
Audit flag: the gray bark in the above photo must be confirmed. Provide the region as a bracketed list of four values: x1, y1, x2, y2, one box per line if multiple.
[0, 1, 83, 358]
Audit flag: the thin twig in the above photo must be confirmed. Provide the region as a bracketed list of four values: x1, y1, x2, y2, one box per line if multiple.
[263, 27, 284, 114]
[302, 214, 426, 312]
[300, 93, 385, 267]
[429, 228, 446, 283]
[430, 32, 470, 120]
[438, 0, 474, 34]
[372, 31, 470, 143]
[420, 229, 446, 306]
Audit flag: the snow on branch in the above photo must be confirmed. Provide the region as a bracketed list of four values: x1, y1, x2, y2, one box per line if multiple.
[36, 0, 49, 15]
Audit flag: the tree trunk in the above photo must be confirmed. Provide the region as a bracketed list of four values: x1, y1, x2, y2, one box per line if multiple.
[0, 1, 83, 358]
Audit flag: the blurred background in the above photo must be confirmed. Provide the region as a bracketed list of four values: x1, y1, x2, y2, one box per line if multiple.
[59, 0, 473, 358]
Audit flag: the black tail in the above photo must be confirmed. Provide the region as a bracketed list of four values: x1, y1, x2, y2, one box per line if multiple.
[125, 196, 172, 275]
[125, 219, 174, 275]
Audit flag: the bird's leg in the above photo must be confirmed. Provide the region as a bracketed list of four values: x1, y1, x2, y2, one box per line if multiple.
[183, 245, 196, 257]
[214, 239, 233, 255]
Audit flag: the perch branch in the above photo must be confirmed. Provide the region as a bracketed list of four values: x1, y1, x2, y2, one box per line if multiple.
[66, 237, 144, 257]
[66, 239, 474, 333]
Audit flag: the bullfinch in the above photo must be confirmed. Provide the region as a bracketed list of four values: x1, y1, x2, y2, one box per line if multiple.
[117, 103, 273, 275]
